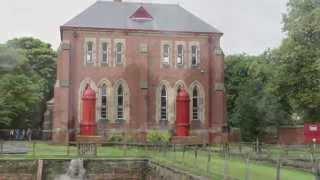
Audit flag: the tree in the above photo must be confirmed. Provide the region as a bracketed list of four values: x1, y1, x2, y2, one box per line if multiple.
[7, 37, 57, 98]
[225, 54, 289, 141]
[0, 37, 57, 128]
[0, 74, 44, 128]
[274, 0, 320, 121]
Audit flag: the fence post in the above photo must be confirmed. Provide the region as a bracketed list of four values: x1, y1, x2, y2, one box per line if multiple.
[245, 153, 250, 180]
[194, 146, 198, 159]
[276, 156, 281, 180]
[207, 147, 212, 174]
[314, 156, 320, 180]
[66, 143, 70, 156]
[223, 150, 229, 180]
[0, 140, 3, 154]
[32, 141, 36, 157]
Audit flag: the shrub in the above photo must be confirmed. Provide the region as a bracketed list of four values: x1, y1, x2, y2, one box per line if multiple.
[147, 130, 171, 144]
[107, 133, 123, 143]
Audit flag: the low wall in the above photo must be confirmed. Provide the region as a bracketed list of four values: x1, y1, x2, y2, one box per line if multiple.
[0, 160, 37, 180]
[43, 159, 209, 180]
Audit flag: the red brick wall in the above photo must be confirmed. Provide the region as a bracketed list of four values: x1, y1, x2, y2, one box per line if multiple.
[53, 28, 227, 144]
[278, 127, 305, 145]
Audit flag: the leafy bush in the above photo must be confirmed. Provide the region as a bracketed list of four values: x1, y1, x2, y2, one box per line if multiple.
[147, 130, 171, 144]
[107, 133, 123, 143]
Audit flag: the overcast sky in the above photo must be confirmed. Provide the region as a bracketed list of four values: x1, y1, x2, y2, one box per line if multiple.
[0, 0, 288, 55]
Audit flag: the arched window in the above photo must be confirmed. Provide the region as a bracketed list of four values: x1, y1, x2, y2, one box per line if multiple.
[192, 87, 199, 121]
[100, 84, 107, 119]
[160, 86, 168, 121]
[117, 85, 124, 120]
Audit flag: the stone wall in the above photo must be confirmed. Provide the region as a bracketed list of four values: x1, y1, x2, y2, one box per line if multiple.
[0, 160, 37, 180]
[42, 158, 208, 180]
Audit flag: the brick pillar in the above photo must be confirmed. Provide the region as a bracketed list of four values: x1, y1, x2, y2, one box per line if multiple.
[209, 35, 227, 143]
[52, 41, 71, 144]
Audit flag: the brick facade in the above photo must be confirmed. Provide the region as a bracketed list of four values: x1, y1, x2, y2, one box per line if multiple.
[52, 3, 227, 144]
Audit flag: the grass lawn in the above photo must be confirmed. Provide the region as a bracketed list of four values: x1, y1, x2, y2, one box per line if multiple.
[0, 142, 314, 180]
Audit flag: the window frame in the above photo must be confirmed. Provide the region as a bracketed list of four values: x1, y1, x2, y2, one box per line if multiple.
[86, 41, 94, 64]
[163, 44, 170, 64]
[115, 42, 123, 65]
[100, 84, 107, 120]
[160, 86, 168, 121]
[117, 85, 124, 120]
[101, 42, 108, 64]
[191, 45, 199, 66]
[177, 44, 184, 65]
[192, 87, 200, 121]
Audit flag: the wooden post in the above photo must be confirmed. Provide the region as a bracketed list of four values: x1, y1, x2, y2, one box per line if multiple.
[194, 147, 198, 159]
[0, 140, 3, 154]
[224, 151, 229, 180]
[276, 157, 281, 180]
[207, 147, 212, 173]
[32, 141, 36, 157]
[66, 143, 70, 156]
[245, 154, 250, 180]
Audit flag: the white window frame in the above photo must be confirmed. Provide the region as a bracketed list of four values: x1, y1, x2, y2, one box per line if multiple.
[191, 45, 199, 66]
[177, 44, 184, 65]
[101, 41, 108, 64]
[100, 84, 107, 119]
[160, 86, 168, 121]
[113, 39, 125, 66]
[117, 85, 124, 120]
[163, 44, 170, 64]
[86, 41, 93, 64]
[192, 87, 200, 121]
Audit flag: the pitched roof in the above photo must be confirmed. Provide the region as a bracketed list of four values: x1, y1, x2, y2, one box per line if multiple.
[62, 1, 221, 34]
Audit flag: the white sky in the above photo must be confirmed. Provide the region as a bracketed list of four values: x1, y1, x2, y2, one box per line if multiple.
[0, 0, 288, 55]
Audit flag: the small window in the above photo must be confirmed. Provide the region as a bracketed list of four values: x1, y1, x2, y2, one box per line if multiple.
[192, 87, 199, 121]
[117, 85, 124, 120]
[101, 42, 108, 64]
[160, 86, 167, 121]
[100, 85, 107, 119]
[86, 41, 93, 64]
[116, 42, 123, 64]
[191, 45, 199, 66]
[177, 45, 183, 65]
[163, 44, 170, 64]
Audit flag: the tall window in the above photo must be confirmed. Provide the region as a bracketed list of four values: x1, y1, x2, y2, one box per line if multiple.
[100, 85, 107, 119]
[191, 45, 198, 66]
[177, 45, 183, 65]
[86, 41, 93, 63]
[163, 44, 170, 64]
[101, 42, 108, 64]
[160, 86, 167, 121]
[116, 42, 123, 64]
[117, 85, 124, 120]
[192, 87, 199, 120]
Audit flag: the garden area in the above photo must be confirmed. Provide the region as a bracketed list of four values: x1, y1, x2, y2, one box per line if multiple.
[0, 141, 315, 180]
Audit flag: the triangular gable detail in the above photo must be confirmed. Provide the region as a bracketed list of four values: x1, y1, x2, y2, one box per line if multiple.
[130, 6, 153, 21]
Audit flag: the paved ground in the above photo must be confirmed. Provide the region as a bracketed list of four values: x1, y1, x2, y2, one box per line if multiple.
[0, 141, 29, 154]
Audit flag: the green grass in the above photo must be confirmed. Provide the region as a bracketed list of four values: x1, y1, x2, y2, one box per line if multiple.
[0, 142, 314, 180]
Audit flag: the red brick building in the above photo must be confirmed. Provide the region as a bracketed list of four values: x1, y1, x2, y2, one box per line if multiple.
[52, 0, 227, 144]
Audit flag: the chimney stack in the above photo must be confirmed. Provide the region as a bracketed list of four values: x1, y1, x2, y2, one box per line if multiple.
[114, 0, 122, 2]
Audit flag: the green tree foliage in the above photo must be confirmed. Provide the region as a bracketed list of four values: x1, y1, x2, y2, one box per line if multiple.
[0, 74, 44, 128]
[7, 37, 57, 97]
[225, 54, 289, 141]
[274, 0, 320, 121]
[0, 37, 56, 128]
